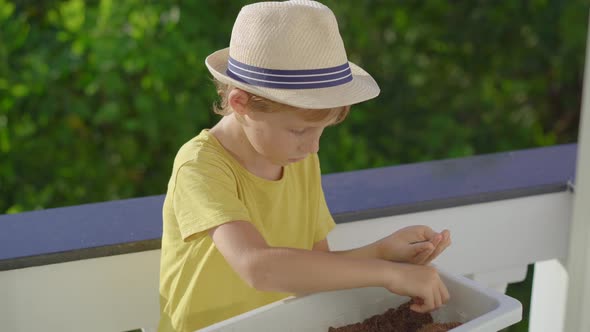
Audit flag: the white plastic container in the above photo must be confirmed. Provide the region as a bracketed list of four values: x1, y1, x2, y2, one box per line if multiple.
[199, 268, 522, 332]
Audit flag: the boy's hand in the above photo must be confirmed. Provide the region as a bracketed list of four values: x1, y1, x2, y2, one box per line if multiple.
[385, 263, 450, 313]
[376, 226, 451, 265]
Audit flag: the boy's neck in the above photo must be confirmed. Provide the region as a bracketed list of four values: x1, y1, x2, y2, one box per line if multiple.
[210, 114, 283, 181]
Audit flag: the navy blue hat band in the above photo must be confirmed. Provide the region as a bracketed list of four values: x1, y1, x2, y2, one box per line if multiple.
[226, 57, 353, 89]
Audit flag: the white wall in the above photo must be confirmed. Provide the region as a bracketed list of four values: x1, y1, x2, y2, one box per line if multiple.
[0, 250, 161, 332]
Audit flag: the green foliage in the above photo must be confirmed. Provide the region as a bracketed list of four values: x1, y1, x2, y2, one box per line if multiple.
[1, 0, 243, 212]
[1, 1, 585, 213]
[319, 0, 585, 171]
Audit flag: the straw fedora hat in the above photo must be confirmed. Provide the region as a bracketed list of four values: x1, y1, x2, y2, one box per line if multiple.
[205, 0, 380, 109]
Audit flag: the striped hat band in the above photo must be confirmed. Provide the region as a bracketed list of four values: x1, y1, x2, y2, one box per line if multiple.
[226, 57, 353, 89]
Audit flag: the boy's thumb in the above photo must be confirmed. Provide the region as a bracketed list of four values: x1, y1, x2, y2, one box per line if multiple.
[413, 241, 434, 253]
[412, 242, 434, 262]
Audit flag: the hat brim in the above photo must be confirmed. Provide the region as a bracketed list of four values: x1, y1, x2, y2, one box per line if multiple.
[205, 48, 380, 109]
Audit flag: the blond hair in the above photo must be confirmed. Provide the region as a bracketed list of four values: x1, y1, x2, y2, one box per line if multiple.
[213, 79, 350, 124]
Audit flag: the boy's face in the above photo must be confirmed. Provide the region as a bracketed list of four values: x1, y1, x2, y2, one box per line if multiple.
[240, 108, 337, 166]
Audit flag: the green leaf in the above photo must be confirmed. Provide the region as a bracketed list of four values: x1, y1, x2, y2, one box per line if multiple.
[60, 0, 86, 32]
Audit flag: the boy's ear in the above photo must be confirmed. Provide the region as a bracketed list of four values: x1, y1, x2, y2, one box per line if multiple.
[228, 88, 250, 116]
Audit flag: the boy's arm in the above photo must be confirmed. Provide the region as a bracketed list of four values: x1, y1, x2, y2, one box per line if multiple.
[312, 238, 381, 259]
[210, 220, 448, 313]
[313, 239, 381, 258]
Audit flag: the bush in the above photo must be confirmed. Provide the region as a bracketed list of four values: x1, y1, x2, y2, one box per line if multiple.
[0, 0, 584, 213]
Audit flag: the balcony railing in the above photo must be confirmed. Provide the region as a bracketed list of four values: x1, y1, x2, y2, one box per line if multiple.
[0, 143, 581, 332]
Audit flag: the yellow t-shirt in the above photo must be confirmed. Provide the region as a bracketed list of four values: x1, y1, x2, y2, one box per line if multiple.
[158, 130, 336, 332]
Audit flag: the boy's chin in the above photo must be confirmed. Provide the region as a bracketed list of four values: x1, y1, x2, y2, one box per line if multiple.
[275, 160, 296, 167]
[267, 158, 289, 167]
[286, 156, 306, 164]
[267, 155, 305, 166]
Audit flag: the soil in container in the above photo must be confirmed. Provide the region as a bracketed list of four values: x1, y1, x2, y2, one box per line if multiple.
[328, 301, 462, 332]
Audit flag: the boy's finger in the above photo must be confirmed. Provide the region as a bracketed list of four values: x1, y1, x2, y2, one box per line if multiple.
[442, 230, 451, 244]
[413, 241, 434, 253]
[441, 283, 450, 304]
[410, 304, 430, 313]
[409, 297, 423, 312]
[425, 232, 451, 263]
[431, 234, 442, 247]
[410, 296, 433, 313]
[433, 238, 448, 256]
[434, 288, 442, 309]
[413, 242, 434, 263]
[420, 226, 438, 240]
[424, 293, 435, 312]
[414, 250, 431, 265]
[422, 239, 442, 263]
[424, 244, 445, 264]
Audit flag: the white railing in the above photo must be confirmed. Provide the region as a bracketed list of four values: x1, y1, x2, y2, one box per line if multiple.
[0, 191, 574, 332]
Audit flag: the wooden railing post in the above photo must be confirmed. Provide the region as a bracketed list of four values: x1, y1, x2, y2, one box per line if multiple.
[564, 10, 590, 332]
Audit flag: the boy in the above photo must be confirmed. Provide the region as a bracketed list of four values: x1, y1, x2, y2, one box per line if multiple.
[158, 1, 452, 331]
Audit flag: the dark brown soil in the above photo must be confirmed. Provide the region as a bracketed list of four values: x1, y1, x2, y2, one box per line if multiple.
[328, 301, 462, 332]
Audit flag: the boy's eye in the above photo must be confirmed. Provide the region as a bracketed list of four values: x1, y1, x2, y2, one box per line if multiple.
[290, 129, 306, 135]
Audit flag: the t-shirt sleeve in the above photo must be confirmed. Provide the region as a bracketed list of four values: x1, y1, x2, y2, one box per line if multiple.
[172, 159, 251, 241]
[315, 185, 336, 243]
[313, 155, 336, 243]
